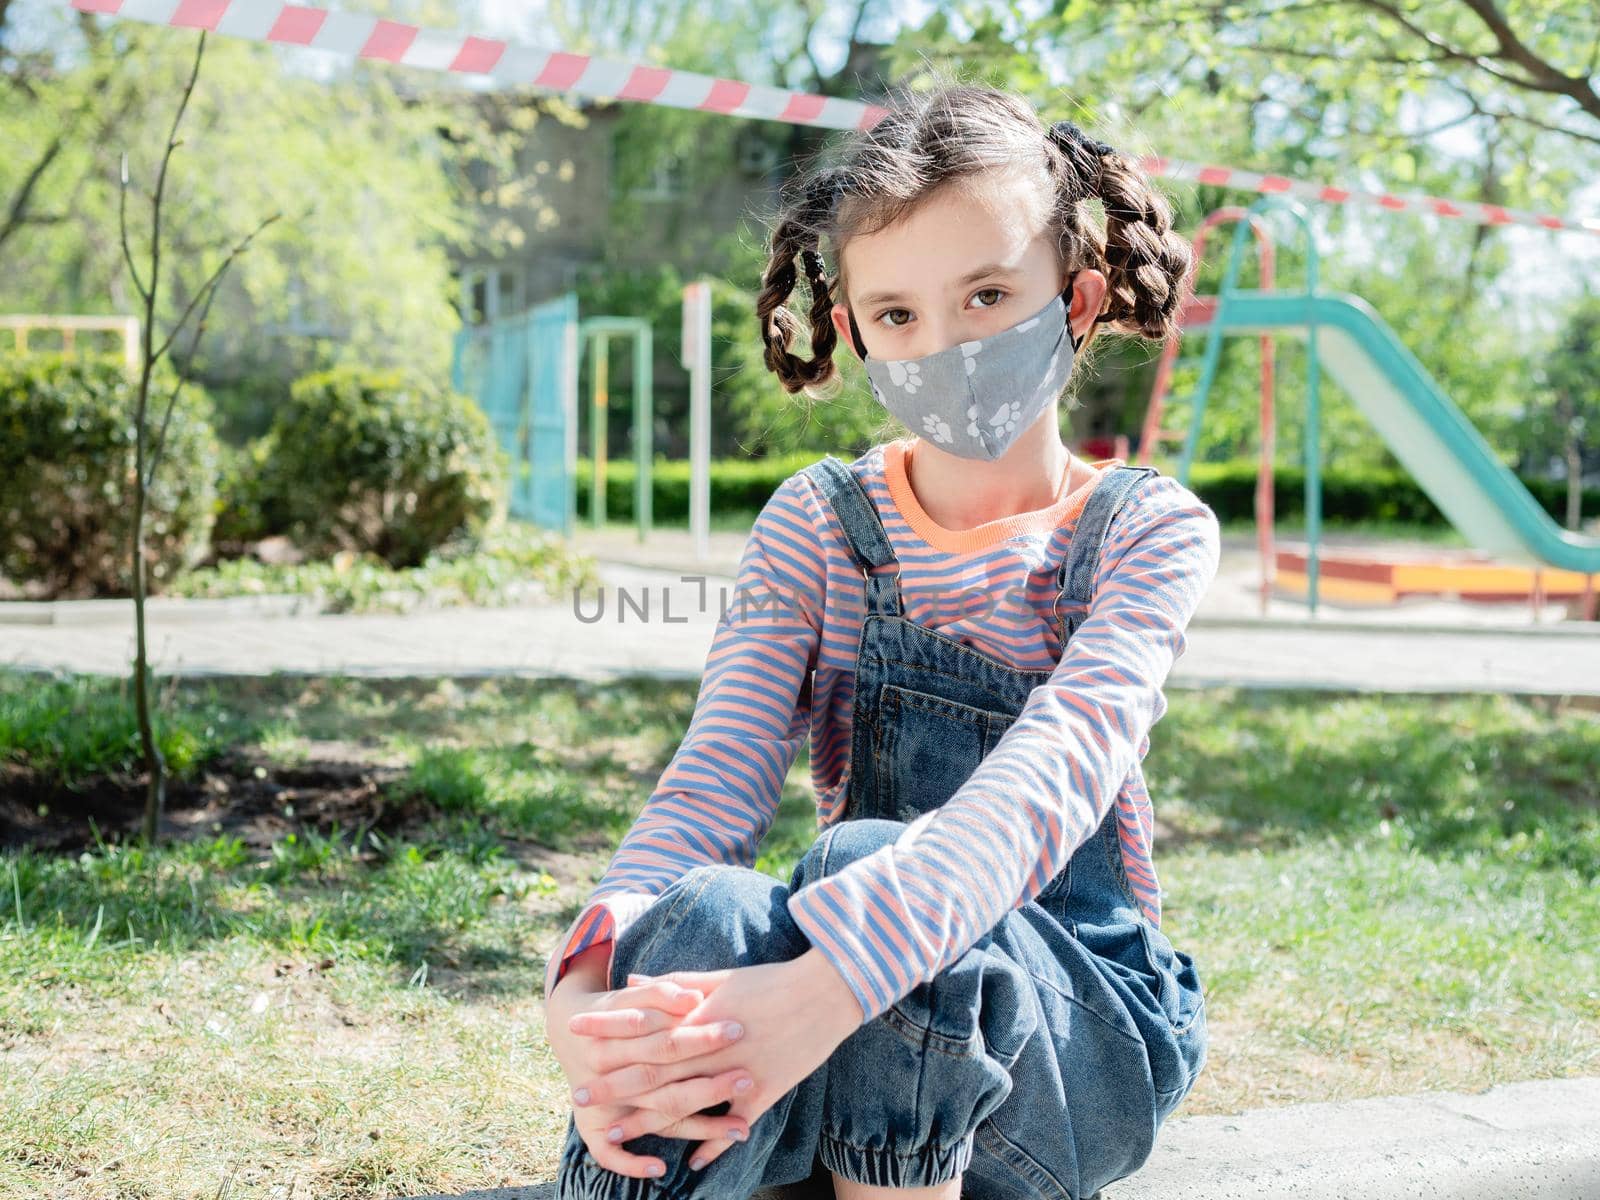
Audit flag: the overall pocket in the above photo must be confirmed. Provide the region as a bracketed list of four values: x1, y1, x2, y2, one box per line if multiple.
[1137, 920, 1208, 1114]
[876, 684, 1015, 821]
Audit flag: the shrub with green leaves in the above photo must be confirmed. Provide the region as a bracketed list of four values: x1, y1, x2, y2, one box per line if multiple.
[209, 439, 286, 554]
[255, 366, 507, 568]
[0, 353, 220, 599]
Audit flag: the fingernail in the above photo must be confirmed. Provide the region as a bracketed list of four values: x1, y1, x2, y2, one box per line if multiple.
[723, 1021, 744, 1039]
[572, 1088, 589, 1106]
[649, 1162, 666, 1176]
[734, 1077, 753, 1093]
[732, 1128, 748, 1142]
[607, 1125, 624, 1143]
[689, 1157, 706, 1170]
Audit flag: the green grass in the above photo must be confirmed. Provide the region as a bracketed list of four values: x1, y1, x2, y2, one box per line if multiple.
[0, 672, 236, 789]
[1, 671, 1596, 1195]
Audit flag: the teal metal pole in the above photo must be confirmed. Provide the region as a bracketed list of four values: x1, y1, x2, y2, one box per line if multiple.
[590, 332, 608, 528]
[1240, 196, 1322, 615]
[634, 322, 652, 541]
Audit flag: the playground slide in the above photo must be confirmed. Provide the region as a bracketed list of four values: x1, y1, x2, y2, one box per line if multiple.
[1183, 289, 1600, 575]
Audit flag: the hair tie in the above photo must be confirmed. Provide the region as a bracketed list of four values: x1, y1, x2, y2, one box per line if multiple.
[1049, 119, 1114, 160]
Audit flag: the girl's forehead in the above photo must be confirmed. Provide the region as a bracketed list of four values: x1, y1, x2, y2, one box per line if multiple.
[840, 176, 1054, 300]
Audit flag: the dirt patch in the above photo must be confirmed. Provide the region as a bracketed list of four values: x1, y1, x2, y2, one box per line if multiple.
[0, 742, 432, 854]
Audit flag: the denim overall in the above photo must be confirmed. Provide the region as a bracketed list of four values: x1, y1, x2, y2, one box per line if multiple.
[554, 454, 1208, 1200]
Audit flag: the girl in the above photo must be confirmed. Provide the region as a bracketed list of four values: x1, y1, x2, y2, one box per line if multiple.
[542, 81, 1219, 1200]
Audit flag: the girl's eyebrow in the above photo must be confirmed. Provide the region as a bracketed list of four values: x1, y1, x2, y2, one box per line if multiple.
[856, 263, 1019, 308]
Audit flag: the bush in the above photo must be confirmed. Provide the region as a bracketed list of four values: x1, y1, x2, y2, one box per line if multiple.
[253, 366, 507, 568]
[210, 439, 288, 555]
[573, 451, 828, 523]
[1186, 460, 1600, 527]
[0, 353, 220, 599]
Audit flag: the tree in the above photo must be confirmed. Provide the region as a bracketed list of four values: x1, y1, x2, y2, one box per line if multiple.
[876, 0, 1595, 473]
[1, 7, 499, 386]
[533, 0, 899, 456]
[1533, 293, 1600, 530]
[118, 30, 279, 843]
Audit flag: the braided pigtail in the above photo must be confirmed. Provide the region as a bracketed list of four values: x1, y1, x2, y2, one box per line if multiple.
[1089, 148, 1194, 342]
[1044, 118, 1193, 347]
[756, 172, 845, 397]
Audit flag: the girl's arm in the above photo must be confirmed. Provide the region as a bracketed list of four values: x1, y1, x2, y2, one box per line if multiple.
[543, 473, 827, 1001]
[784, 475, 1222, 1024]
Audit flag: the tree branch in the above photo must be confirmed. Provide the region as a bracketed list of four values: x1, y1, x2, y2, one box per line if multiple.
[150, 209, 282, 365]
[1477, 105, 1600, 151]
[0, 134, 65, 252]
[119, 155, 150, 304]
[142, 208, 282, 491]
[1455, 0, 1600, 119]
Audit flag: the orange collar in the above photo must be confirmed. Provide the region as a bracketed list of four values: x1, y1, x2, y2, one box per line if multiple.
[882, 437, 1124, 554]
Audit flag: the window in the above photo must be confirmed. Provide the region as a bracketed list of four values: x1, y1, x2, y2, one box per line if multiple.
[627, 155, 686, 201]
[460, 265, 525, 325]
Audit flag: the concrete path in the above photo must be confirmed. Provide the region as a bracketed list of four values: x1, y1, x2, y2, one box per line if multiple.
[403, 1074, 1600, 1199]
[1100, 1073, 1600, 1200]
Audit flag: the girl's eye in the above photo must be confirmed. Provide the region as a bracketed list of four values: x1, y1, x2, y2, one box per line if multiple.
[875, 288, 1006, 328]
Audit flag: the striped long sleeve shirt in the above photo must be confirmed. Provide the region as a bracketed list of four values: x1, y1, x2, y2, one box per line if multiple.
[543, 436, 1222, 1023]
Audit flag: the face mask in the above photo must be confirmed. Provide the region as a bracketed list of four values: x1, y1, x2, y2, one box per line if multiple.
[848, 279, 1084, 461]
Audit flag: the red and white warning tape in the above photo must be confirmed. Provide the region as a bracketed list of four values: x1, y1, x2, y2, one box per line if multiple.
[70, 0, 1600, 241]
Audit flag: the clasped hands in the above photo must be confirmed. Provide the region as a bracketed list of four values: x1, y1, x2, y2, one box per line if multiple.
[546, 951, 865, 1181]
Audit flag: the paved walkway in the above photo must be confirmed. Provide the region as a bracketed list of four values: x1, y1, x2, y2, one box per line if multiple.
[4, 540, 1597, 693]
[412, 1074, 1600, 1199]
[1098, 1073, 1600, 1199]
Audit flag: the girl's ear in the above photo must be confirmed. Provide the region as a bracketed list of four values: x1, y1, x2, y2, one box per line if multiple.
[831, 303, 860, 360]
[1067, 268, 1110, 343]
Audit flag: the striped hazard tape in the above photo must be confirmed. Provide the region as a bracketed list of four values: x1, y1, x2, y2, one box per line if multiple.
[69, 0, 1600, 241]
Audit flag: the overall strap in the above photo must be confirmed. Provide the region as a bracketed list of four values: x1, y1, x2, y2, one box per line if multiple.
[1053, 464, 1160, 641]
[802, 455, 903, 617]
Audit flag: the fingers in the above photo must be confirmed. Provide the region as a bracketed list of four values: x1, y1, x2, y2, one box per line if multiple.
[598, 1069, 755, 1147]
[575, 1102, 672, 1180]
[566, 995, 705, 1042]
[688, 1123, 744, 1172]
[630, 969, 732, 993]
[583, 1136, 670, 1181]
[571, 1018, 745, 1105]
[571, 1009, 743, 1069]
[595, 979, 704, 1015]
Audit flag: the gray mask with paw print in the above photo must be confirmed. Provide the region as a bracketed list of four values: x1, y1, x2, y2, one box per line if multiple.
[850, 281, 1085, 461]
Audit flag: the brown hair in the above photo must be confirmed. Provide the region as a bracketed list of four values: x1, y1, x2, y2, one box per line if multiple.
[755, 79, 1194, 407]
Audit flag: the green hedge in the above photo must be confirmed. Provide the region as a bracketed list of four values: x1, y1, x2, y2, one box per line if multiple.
[0, 353, 219, 598]
[246, 366, 508, 568]
[572, 452, 826, 522]
[1186, 460, 1598, 526]
[571, 453, 1597, 528]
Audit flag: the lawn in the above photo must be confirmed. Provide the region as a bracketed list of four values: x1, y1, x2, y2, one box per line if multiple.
[1, 669, 1596, 1197]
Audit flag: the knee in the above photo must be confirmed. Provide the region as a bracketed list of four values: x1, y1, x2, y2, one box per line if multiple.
[790, 818, 904, 894]
[616, 862, 800, 979]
